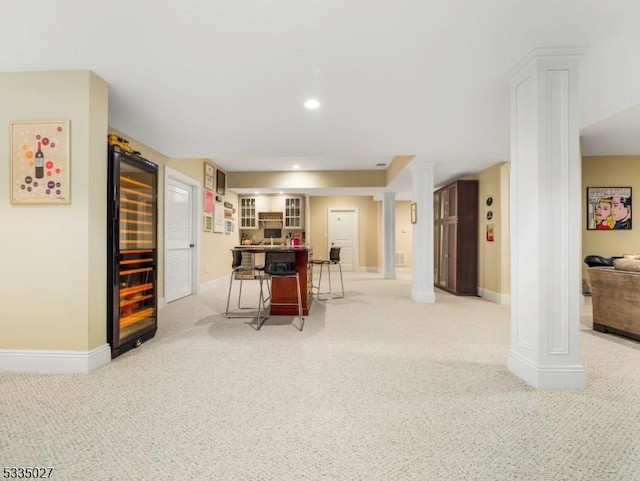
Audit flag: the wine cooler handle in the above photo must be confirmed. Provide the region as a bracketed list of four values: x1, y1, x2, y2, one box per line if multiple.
[112, 199, 119, 221]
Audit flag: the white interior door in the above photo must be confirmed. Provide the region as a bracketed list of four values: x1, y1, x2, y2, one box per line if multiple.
[165, 173, 197, 303]
[328, 209, 358, 271]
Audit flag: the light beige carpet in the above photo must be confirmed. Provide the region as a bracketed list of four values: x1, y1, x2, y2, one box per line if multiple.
[1, 270, 639, 480]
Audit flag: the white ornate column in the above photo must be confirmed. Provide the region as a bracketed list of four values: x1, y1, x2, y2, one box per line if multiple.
[410, 160, 436, 303]
[382, 192, 396, 279]
[507, 48, 585, 389]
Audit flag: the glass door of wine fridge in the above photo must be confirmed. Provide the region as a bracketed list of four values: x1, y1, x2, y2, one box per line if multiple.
[107, 145, 158, 358]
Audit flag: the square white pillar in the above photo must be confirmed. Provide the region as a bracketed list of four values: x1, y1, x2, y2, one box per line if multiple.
[410, 160, 436, 303]
[507, 48, 586, 389]
[382, 192, 397, 279]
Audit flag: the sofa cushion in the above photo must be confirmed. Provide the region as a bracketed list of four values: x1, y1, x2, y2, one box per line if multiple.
[622, 254, 640, 259]
[613, 258, 640, 272]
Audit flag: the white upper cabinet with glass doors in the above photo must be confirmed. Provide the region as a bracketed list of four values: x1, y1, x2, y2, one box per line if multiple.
[239, 197, 257, 229]
[284, 196, 303, 228]
[239, 195, 304, 229]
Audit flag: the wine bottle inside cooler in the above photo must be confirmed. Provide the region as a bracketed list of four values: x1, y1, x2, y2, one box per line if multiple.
[35, 141, 44, 179]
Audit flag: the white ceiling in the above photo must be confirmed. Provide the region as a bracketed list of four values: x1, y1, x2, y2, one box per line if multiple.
[3, 1, 640, 196]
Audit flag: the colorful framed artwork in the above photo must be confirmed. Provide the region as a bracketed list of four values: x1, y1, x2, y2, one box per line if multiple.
[216, 169, 226, 196]
[203, 214, 213, 232]
[586, 187, 632, 230]
[204, 190, 214, 213]
[204, 162, 215, 191]
[11, 120, 70, 204]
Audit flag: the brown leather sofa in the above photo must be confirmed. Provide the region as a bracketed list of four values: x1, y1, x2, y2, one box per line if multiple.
[587, 259, 640, 341]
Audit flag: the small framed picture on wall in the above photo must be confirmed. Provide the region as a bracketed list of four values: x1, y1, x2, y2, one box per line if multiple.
[203, 214, 213, 232]
[216, 169, 226, 196]
[204, 190, 214, 213]
[204, 162, 214, 191]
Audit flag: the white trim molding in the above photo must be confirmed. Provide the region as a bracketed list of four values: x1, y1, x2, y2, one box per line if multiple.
[0, 344, 111, 374]
[356, 266, 380, 273]
[508, 350, 585, 390]
[199, 275, 229, 293]
[478, 288, 511, 305]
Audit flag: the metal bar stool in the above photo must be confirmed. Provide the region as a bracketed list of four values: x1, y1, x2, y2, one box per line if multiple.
[225, 249, 269, 318]
[311, 246, 344, 300]
[256, 250, 304, 331]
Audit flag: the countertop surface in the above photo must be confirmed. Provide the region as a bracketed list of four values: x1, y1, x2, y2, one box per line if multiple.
[235, 245, 311, 251]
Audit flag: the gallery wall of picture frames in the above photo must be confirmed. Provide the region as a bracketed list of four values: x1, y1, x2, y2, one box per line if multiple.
[201, 161, 234, 234]
[485, 196, 494, 242]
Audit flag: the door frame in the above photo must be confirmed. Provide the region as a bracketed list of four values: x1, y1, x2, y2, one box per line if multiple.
[164, 167, 201, 305]
[327, 207, 359, 271]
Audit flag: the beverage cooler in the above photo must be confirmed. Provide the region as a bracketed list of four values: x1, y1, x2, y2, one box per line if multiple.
[107, 145, 158, 358]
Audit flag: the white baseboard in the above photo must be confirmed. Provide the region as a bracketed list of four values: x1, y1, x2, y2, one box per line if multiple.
[160, 276, 228, 306]
[199, 275, 229, 293]
[478, 287, 510, 305]
[0, 343, 111, 374]
[507, 349, 585, 390]
[411, 289, 436, 303]
[356, 266, 380, 273]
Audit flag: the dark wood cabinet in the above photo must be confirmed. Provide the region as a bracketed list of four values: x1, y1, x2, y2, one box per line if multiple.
[269, 248, 313, 316]
[434, 180, 478, 295]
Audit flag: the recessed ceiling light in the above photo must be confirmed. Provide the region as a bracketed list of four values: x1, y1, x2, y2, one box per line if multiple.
[278, 191, 284, 194]
[304, 99, 320, 110]
[254, 191, 260, 195]
[292, 165, 300, 170]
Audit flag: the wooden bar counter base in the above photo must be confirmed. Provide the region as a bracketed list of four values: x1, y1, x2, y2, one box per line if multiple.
[235, 246, 313, 316]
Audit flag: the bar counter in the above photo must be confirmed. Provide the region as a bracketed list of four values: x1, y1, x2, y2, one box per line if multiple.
[235, 246, 313, 316]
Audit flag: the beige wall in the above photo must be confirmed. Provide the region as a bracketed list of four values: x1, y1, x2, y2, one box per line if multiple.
[308, 196, 380, 269]
[477, 163, 509, 297]
[230, 170, 386, 189]
[386, 156, 413, 185]
[582, 156, 640, 280]
[0, 70, 108, 351]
